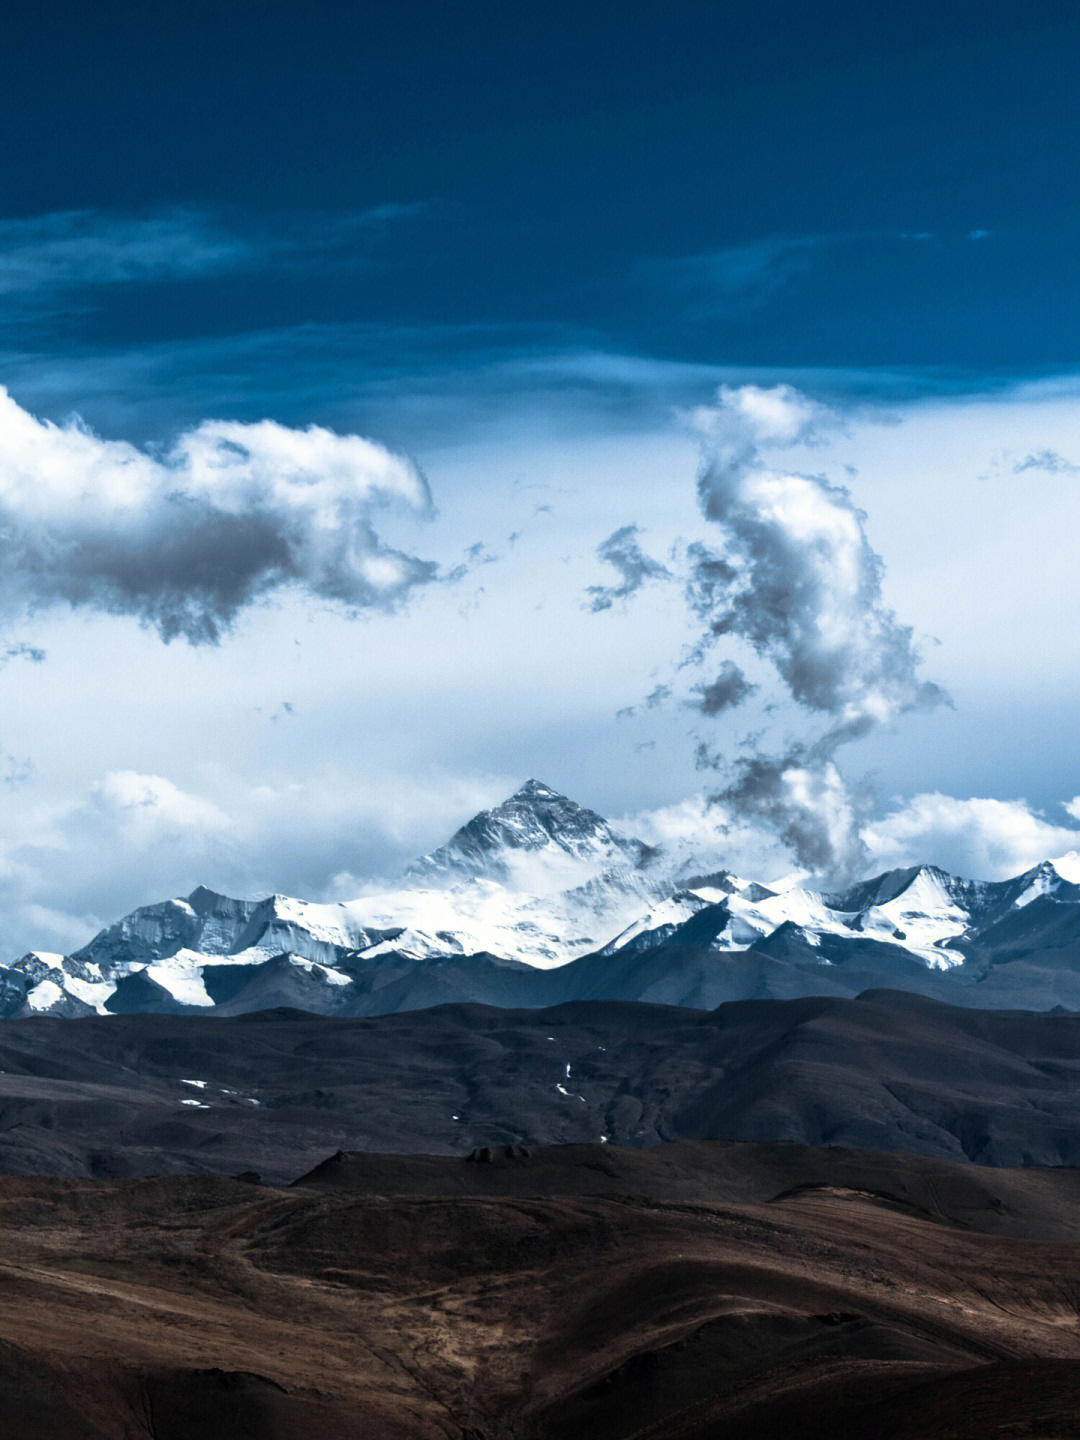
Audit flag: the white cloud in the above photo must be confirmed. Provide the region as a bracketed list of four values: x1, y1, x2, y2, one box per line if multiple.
[0, 387, 439, 642]
[92, 772, 230, 834]
[623, 793, 798, 885]
[629, 787, 1080, 890]
[863, 793, 1080, 880]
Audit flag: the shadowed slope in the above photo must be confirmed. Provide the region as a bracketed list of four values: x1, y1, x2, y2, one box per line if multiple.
[0, 991, 1078, 1180]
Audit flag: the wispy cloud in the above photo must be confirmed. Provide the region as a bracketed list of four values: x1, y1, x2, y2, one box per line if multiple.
[0, 641, 45, 665]
[0, 204, 426, 297]
[648, 235, 828, 309]
[586, 524, 671, 611]
[1011, 448, 1080, 475]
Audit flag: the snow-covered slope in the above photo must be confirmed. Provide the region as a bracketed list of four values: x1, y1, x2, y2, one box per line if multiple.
[7, 781, 1080, 1017]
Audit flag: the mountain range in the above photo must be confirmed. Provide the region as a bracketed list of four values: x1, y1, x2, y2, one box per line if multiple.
[7, 778, 1080, 1018]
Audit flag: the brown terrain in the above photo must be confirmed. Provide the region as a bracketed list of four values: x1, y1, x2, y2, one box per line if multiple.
[0, 1140, 1079, 1439]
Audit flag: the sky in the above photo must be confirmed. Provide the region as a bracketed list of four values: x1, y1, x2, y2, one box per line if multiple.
[0, 0, 1079, 956]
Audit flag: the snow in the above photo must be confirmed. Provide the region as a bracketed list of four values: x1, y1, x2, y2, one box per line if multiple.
[601, 891, 712, 952]
[180, 1098, 210, 1109]
[26, 979, 63, 1011]
[1050, 851, 1080, 885]
[1014, 875, 1052, 908]
[853, 868, 970, 967]
[62, 976, 116, 1012]
[145, 961, 214, 1007]
[348, 869, 657, 969]
[179, 1079, 208, 1089]
[286, 956, 352, 986]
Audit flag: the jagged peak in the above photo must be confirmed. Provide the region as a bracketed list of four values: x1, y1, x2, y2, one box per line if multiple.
[508, 778, 566, 803]
[407, 778, 648, 883]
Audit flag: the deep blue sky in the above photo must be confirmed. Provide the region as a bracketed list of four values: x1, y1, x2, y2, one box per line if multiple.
[2, 0, 1078, 394]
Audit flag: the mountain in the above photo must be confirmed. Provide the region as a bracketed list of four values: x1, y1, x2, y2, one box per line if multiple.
[7, 782, 1080, 1018]
[407, 777, 654, 883]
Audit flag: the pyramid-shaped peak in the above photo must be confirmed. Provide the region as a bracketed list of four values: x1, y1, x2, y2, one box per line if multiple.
[408, 780, 648, 882]
[505, 778, 571, 806]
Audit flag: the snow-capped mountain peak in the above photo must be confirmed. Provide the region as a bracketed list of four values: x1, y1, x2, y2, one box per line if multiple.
[406, 778, 654, 887]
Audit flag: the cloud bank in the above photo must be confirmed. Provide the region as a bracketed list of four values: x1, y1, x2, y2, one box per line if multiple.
[0, 388, 440, 642]
[864, 792, 1080, 879]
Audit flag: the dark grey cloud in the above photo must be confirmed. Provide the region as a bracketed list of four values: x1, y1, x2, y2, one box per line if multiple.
[686, 384, 945, 877]
[690, 385, 944, 724]
[713, 744, 866, 876]
[689, 660, 756, 715]
[586, 525, 671, 612]
[0, 388, 441, 645]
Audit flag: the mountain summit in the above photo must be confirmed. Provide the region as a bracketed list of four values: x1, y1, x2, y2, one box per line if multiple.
[407, 779, 652, 884]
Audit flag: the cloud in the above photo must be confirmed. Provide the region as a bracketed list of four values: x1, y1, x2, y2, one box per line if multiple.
[1013, 449, 1080, 475]
[0, 210, 250, 295]
[0, 765, 511, 960]
[615, 682, 670, 720]
[91, 771, 231, 835]
[1, 642, 45, 664]
[0, 387, 440, 643]
[863, 792, 1080, 879]
[627, 787, 1080, 889]
[586, 524, 671, 611]
[649, 236, 827, 310]
[622, 792, 797, 884]
[685, 384, 945, 877]
[713, 745, 867, 876]
[689, 384, 943, 730]
[0, 204, 427, 298]
[689, 660, 756, 715]
[2, 753, 34, 789]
